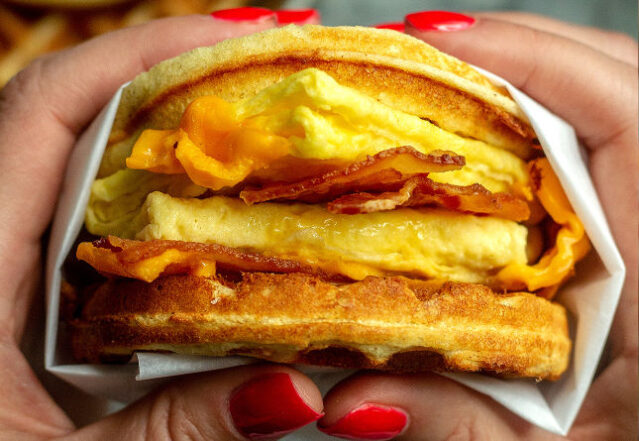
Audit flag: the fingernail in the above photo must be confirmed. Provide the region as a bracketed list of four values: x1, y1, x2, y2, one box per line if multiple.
[318, 404, 408, 440]
[276, 9, 321, 25]
[374, 22, 405, 32]
[405, 10, 475, 32]
[230, 373, 323, 439]
[211, 7, 276, 23]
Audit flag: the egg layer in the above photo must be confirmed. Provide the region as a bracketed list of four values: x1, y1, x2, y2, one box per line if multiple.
[84, 69, 587, 292]
[125, 69, 529, 193]
[127, 192, 528, 284]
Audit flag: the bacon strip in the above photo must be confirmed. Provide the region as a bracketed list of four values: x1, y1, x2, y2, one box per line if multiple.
[240, 146, 465, 204]
[78, 236, 347, 283]
[328, 175, 530, 221]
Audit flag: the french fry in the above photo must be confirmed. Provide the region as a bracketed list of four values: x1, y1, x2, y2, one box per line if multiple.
[0, 14, 68, 86]
[121, 1, 156, 27]
[0, 4, 30, 45]
[158, 0, 206, 16]
[84, 12, 125, 37]
[208, 0, 249, 12]
[0, 0, 261, 88]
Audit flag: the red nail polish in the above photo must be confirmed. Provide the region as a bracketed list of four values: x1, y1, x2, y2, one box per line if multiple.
[374, 22, 405, 32]
[230, 373, 323, 439]
[318, 404, 408, 440]
[276, 9, 321, 25]
[211, 7, 275, 23]
[406, 10, 475, 32]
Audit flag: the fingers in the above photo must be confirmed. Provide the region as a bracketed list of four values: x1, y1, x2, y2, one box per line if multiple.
[405, 11, 638, 360]
[588, 138, 639, 358]
[404, 12, 638, 150]
[0, 12, 275, 338]
[318, 372, 559, 441]
[66, 365, 323, 441]
[0, 13, 274, 241]
[473, 11, 638, 66]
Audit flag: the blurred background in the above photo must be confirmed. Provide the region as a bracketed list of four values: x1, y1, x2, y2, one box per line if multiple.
[0, 0, 636, 87]
[294, 0, 638, 36]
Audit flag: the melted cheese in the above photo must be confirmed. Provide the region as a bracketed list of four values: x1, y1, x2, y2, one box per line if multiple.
[84, 160, 588, 291]
[129, 192, 528, 284]
[126, 69, 528, 193]
[497, 159, 590, 291]
[83, 70, 589, 292]
[77, 242, 216, 282]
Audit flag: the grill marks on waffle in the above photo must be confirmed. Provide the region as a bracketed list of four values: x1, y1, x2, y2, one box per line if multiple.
[71, 273, 570, 379]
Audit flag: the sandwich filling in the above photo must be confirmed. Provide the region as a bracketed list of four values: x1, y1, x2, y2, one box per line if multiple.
[81, 68, 588, 295]
[124, 69, 530, 193]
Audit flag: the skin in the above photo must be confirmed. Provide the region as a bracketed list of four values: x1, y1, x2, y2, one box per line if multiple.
[0, 15, 324, 441]
[0, 11, 635, 441]
[321, 13, 638, 441]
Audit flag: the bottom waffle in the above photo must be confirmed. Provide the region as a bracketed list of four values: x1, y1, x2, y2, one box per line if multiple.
[70, 272, 570, 379]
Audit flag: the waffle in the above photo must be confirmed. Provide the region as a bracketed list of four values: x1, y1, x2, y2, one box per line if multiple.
[71, 273, 570, 379]
[104, 24, 536, 174]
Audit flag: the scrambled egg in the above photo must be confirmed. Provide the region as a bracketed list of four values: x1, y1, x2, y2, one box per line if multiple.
[130, 192, 528, 284]
[86, 169, 206, 239]
[125, 68, 528, 192]
[84, 68, 568, 287]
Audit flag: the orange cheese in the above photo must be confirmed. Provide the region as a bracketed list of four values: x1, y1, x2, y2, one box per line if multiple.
[80, 156, 588, 293]
[122, 69, 530, 194]
[125, 130, 184, 174]
[126, 96, 290, 190]
[77, 241, 215, 283]
[497, 158, 589, 293]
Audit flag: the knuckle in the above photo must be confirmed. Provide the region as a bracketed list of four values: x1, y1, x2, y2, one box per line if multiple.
[147, 387, 207, 441]
[0, 56, 51, 117]
[1, 58, 44, 102]
[145, 384, 239, 441]
[0, 53, 78, 134]
[444, 416, 488, 441]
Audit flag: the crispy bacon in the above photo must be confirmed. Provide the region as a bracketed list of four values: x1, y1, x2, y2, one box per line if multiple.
[328, 175, 530, 221]
[240, 146, 464, 204]
[78, 236, 348, 283]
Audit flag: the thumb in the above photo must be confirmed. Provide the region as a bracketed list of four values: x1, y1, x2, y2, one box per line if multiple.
[319, 372, 559, 440]
[65, 366, 323, 440]
[403, 12, 639, 351]
[0, 12, 277, 339]
[404, 11, 637, 150]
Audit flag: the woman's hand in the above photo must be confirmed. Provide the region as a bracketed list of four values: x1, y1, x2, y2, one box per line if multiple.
[317, 11, 638, 441]
[1, 8, 635, 441]
[0, 12, 325, 441]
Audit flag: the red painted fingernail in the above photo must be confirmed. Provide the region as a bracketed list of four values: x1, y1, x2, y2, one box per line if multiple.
[374, 22, 405, 32]
[276, 9, 321, 25]
[211, 7, 275, 23]
[230, 373, 323, 439]
[318, 404, 408, 440]
[406, 10, 475, 32]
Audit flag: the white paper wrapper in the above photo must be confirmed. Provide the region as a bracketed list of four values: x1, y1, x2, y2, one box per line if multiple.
[45, 69, 625, 436]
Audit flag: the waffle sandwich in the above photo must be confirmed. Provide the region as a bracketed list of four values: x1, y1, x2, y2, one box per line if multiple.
[68, 25, 589, 379]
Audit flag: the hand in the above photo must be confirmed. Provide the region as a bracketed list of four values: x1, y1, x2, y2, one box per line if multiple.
[0, 12, 325, 441]
[317, 12, 638, 440]
[2, 9, 636, 441]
